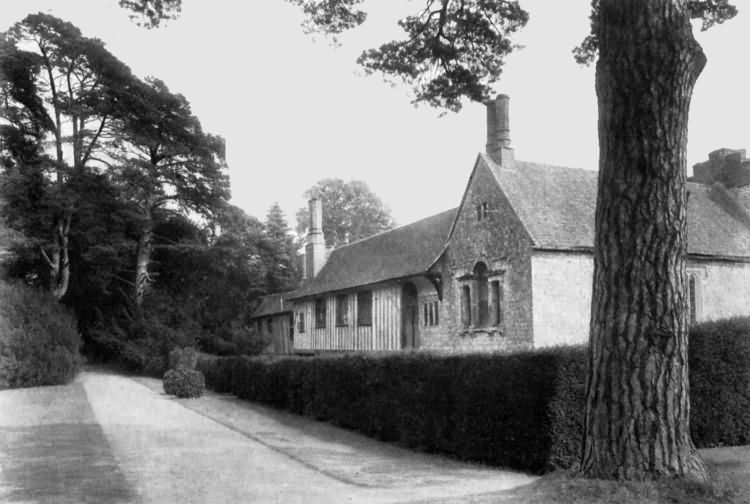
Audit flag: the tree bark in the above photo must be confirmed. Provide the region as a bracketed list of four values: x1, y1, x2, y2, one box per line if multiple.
[134, 215, 153, 310]
[48, 215, 70, 300]
[582, 0, 707, 480]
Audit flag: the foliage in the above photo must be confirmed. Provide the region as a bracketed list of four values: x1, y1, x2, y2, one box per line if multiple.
[689, 317, 750, 448]
[168, 346, 198, 370]
[264, 203, 300, 292]
[0, 281, 82, 388]
[357, 1, 528, 111]
[296, 178, 395, 248]
[119, 0, 182, 28]
[163, 367, 205, 398]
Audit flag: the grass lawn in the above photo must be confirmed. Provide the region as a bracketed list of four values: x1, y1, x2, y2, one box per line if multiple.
[451, 466, 741, 504]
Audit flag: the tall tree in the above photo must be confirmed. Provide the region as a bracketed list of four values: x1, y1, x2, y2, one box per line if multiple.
[265, 202, 300, 293]
[576, 0, 736, 481]
[110, 77, 230, 309]
[296, 178, 395, 247]
[0, 13, 136, 298]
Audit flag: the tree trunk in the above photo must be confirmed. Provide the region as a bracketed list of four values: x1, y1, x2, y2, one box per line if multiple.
[582, 0, 707, 481]
[134, 216, 153, 309]
[48, 215, 70, 300]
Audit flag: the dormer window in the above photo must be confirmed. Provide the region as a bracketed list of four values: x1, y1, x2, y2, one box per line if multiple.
[476, 202, 489, 221]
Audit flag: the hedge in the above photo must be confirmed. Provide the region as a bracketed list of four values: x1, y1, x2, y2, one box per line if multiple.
[196, 317, 750, 473]
[0, 281, 83, 388]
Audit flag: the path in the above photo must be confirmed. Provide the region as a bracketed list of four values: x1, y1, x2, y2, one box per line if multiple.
[0, 370, 535, 503]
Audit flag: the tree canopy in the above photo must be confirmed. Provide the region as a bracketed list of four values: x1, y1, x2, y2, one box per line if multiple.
[296, 178, 395, 248]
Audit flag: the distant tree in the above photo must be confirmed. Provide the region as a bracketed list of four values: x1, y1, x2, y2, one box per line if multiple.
[0, 13, 136, 298]
[296, 178, 395, 248]
[265, 202, 300, 292]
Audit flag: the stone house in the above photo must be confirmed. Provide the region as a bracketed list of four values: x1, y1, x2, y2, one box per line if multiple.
[252, 95, 750, 354]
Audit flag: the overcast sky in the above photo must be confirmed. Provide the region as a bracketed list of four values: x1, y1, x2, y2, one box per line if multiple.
[3, 1, 748, 227]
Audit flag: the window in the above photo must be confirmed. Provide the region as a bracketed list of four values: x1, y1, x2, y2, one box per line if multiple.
[267, 318, 273, 333]
[357, 291, 372, 326]
[297, 311, 305, 333]
[475, 262, 489, 327]
[315, 298, 326, 328]
[689, 275, 697, 324]
[491, 280, 503, 325]
[461, 285, 472, 327]
[422, 300, 440, 327]
[476, 202, 489, 221]
[335, 294, 348, 326]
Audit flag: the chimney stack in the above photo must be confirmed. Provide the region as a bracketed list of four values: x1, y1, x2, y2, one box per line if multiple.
[304, 198, 327, 280]
[485, 94, 514, 165]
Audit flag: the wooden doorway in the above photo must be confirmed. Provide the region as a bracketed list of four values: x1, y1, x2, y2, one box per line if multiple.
[401, 282, 419, 349]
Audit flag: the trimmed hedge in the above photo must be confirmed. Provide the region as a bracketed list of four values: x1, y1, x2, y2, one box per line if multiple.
[0, 281, 82, 388]
[196, 317, 750, 473]
[198, 347, 586, 472]
[689, 317, 750, 447]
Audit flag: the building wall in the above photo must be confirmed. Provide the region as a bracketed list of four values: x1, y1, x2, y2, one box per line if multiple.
[531, 252, 593, 348]
[422, 159, 534, 353]
[293, 283, 403, 352]
[530, 252, 750, 348]
[255, 313, 293, 354]
[690, 259, 750, 321]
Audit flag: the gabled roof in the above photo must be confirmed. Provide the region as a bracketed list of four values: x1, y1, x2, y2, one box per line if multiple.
[479, 153, 750, 258]
[250, 292, 293, 319]
[289, 208, 457, 299]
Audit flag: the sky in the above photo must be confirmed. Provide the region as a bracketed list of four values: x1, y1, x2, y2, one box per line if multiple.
[2, 1, 749, 228]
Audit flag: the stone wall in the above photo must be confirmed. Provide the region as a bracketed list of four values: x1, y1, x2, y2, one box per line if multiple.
[531, 252, 593, 348]
[690, 259, 750, 322]
[529, 252, 750, 349]
[421, 157, 534, 353]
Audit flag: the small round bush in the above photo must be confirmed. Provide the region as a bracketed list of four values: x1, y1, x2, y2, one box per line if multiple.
[163, 367, 205, 398]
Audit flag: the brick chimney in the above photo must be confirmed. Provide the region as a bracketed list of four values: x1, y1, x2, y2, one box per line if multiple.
[303, 198, 327, 280]
[691, 148, 750, 188]
[486, 94, 514, 165]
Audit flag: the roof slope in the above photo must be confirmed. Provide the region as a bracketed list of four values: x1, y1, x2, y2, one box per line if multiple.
[250, 292, 293, 318]
[481, 153, 750, 257]
[290, 208, 457, 299]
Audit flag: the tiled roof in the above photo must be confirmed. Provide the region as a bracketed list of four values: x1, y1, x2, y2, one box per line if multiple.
[482, 153, 750, 258]
[289, 208, 457, 299]
[250, 292, 293, 319]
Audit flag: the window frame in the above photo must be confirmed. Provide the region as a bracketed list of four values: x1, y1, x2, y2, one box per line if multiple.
[315, 298, 327, 329]
[335, 294, 349, 327]
[357, 290, 373, 327]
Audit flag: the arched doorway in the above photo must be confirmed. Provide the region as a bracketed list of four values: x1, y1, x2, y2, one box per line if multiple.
[401, 282, 419, 349]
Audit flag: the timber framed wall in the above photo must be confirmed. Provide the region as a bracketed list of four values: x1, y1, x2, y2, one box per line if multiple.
[293, 284, 403, 351]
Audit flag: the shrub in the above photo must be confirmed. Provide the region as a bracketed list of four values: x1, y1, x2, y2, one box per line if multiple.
[195, 317, 750, 473]
[0, 281, 82, 388]
[197, 348, 587, 473]
[168, 346, 198, 370]
[689, 317, 750, 447]
[163, 367, 205, 398]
